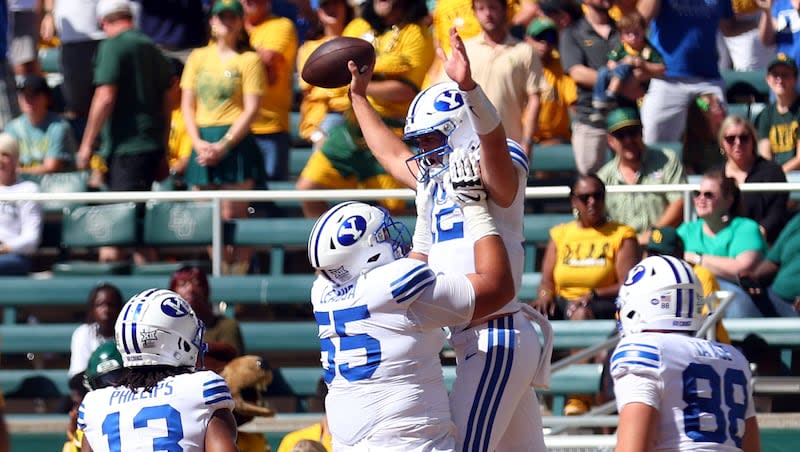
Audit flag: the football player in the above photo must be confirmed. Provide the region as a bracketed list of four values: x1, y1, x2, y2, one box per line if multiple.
[613, 255, 761, 452]
[307, 148, 518, 451]
[346, 26, 551, 451]
[78, 289, 238, 452]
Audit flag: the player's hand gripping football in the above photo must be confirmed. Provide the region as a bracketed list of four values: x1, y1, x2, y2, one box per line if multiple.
[447, 147, 487, 206]
[348, 58, 374, 99]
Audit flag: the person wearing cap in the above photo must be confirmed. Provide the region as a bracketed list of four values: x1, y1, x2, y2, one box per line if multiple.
[242, 0, 298, 182]
[597, 107, 688, 246]
[525, 16, 576, 145]
[76, 0, 170, 191]
[456, 0, 547, 156]
[181, 0, 266, 274]
[5, 74, 77, 174]
[755, 53, 800, 173]
[0, 132, 42, 275]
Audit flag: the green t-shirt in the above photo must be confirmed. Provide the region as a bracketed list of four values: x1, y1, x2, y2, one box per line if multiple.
[677, 216, 767, 258]
[754, 99, 800, 166]
[93, 29, 170, 157]
[766, 213, 800, 300]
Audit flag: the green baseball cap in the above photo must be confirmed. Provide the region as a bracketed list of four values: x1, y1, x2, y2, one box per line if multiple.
[646, 226, 683, 256]
[607, 107, 642, 133]
[212, 0, 244, 17]
[768, 52, 798, 75]
[526, 17, 557, 38]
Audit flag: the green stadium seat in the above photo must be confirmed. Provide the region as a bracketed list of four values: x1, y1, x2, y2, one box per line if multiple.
[522, 214, 574, 272]
[289, 146, 313, 178]
[530, 143, 577, 173]
[52, 202, 138, 275]
[37, 171, 89, 213]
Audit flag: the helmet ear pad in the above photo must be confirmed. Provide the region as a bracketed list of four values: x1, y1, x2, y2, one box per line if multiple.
[307, 202, 411, 286]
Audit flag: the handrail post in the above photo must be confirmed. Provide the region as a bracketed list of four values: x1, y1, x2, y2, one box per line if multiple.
[212, 198, 223, 276]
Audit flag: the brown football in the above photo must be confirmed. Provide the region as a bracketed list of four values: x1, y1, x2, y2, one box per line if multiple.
[301, 37, 376, 89]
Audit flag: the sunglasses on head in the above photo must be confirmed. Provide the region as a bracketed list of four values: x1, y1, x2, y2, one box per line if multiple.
[723, 133, 751, 145]
[611, 126, 641, 140]
[692, 190, 716, 200]
[574, 191, 604, 203]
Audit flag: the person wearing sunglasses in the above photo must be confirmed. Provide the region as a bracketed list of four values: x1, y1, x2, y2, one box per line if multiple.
[597, 107, 688, 246]
[677, 170, 768, 318]
[716, 114, 789, 244]
[524, 16, 576, 145]
[530, 174, 639, 415]
[755, 54, 800, 174]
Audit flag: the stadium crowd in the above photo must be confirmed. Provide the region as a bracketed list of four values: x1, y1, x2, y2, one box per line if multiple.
[1, 0, 800, 449]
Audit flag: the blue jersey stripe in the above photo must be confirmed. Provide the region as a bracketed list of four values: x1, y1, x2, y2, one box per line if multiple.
[392, 268, 435, 301]
[507, 139, 529, 173]
[611, 359, 660, 372]
[205, 395, 234, 405]
[611, 349, 660, 363]
[390, 262, 429, 287]
[481, 315, 515, 451]
[463, 317, 498, 451]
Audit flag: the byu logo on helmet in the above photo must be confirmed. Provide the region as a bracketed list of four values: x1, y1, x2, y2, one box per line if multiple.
[624, 264, 646, 286]
[434, 90, 464, 112]
[338, 215, 367, 246]
[160, 296, 191, 318]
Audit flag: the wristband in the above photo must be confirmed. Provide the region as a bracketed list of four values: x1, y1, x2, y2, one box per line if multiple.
[696, 254, 703, 266]
[461, 84, 501, 135]
[462, 202, 499, 240]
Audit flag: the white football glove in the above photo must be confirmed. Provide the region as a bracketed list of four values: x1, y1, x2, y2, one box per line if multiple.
[412, 180, 435, 255]
[447, 148, 498, 240]
[447, 147, 487, 206]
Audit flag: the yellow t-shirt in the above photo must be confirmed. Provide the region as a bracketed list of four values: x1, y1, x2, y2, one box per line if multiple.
[550, 220, 637, 301]
[533, 50, 577, 143]
[248, 15, 298, 134]
[432, 0, 519, 54]
[277, 422, 333, 452]
[296, 36, 351, 140]
[168, 109, 192, 170]
[181, 44, 266, 127]
[343, 18, 435, 120]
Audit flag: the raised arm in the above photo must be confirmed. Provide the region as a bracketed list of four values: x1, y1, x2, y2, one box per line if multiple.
[441, 27, 519, 207]
[348, 60, 418, 188]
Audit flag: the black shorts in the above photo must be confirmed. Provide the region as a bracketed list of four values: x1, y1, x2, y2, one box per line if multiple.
[107, 149, 165, 191]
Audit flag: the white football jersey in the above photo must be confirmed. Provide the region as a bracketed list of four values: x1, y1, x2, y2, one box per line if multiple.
[425, 139, 528, 329]
[78, 370, 235, 452]
[611, 333, 756, 451]
[311, 257, 476, 448]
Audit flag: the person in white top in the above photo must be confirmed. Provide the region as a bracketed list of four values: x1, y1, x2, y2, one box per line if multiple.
[346, 26, 552, 451]
[612, 255, 761, 452]
[68, 283, 124, 377]
[307, 147, 518, 451]
[0, 132, 41, 275]
[78, 288, 238, 452]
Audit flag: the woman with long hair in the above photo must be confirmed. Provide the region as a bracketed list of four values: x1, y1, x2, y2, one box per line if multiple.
[717, 114, 789, 244]
[181, 0, 266, 274]
[678, 169, 768, 318]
